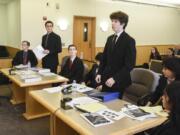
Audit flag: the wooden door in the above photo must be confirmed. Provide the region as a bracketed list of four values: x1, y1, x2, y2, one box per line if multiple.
[73, 16, 96, 62]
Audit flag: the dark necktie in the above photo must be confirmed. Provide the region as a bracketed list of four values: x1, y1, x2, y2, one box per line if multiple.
[23, 51, 28, 65]
[44, 34, 49, 48]
[111, 35, 118, 51]
[69, 59, 73, 69]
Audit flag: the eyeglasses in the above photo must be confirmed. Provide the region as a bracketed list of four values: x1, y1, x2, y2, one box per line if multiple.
[46, 25, 53, 27]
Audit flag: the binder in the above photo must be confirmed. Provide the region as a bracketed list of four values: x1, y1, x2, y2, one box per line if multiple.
[88, 92, 120, 102]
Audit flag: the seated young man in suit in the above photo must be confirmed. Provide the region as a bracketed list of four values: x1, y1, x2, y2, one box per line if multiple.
[12, 41, 38, 67]
[59, 44, 84, 84]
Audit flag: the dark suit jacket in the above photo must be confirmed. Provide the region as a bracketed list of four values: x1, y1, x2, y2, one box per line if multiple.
[85, 64, 100, 88]
[12, 50, 38, 67]
[59, 57, 84, 83]
[42, 32, 62, 67]
[98, 31, 136, 93]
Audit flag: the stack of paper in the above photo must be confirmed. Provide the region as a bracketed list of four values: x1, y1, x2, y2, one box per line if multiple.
[75, 102, 107, 113]
[71, 84, 94, 92]
[19, 74, 42, 83]
[15, 64, 29, 69]
[38, 69, 50, 73]
[67, 97, 99, 107]
[43, 86, 63, 93]
[39, 72, 56, 77]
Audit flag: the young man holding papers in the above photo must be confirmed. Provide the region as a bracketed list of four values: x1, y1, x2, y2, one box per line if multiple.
[41, 20, 62, 74]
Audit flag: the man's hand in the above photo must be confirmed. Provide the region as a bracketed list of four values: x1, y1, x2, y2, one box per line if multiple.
[43, 49, 50, 54]
[95, 75, 101, 83]
[96, 85, 102, 91]
[105, 77, 115, 88]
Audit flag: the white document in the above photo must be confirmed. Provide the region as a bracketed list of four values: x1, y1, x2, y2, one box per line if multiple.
[15, 64, 29, 69]
[43, 86, 63, 93]
[97, 109, 125, 120]
[24, 77, 42, 83]
[33, 44, 47, 60]
[67, 97, 99, 107]
[71, 84, 94, 93]
[81, 113, 114, 127]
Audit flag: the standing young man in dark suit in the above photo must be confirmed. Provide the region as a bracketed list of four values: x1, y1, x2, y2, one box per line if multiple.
[12, 41, 38, 67]
[42, 21, 62, 73]
[59, 44, 84, 84]
[95, 11, 136, 98]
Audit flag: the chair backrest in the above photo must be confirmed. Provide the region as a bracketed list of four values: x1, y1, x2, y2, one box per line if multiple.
[61, 56, 69, 69]
[149, 59, 163, 74]
[131, 68, 160, 93]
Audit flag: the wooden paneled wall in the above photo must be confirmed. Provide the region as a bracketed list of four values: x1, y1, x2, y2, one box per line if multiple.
[95, 45, 175, 65]
[1, 44, 175, 69]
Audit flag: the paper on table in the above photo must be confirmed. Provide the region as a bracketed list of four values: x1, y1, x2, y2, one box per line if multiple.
[97, 109, 125, 120]
[140, 106, 169, 117]
[75, 102, 107, 113]
[67, 97, 99, 107]
[43, 86, 63, 93]
[33, 44, 47, 60]
[81, 113, 113, 127]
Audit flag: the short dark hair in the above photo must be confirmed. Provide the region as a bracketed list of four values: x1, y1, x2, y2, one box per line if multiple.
[163, 57, 180, 80]
[22, 40, 30, 46]
[45, 20, 54, 27]
[95, 52, 103, 62]
[68, 44, 77, 50]
[110, 11, 129, 29]
[168, 48, 175, 56]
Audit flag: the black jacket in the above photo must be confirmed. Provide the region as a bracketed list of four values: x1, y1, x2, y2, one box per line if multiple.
[98, 31, 136, 93]
[12, 50, 38, 67]
[149, 53, 162, 61]
[59, 57, 84, 83]
[85, 64, 100, 88]
[42, 32, 62, 67]
[150, 76, 167, 104]
[150, 120, 178, 135]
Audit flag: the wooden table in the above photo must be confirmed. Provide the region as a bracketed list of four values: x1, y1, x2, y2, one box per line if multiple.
[30, 90, 167, 135]
[0, 68, 68, 120]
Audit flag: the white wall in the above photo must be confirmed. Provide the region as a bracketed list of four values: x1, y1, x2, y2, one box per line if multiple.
[0, 4, 7, 45]
[96, 1, 180, 46]
[18, 0, 180, 48]
[6, 0, 21, 48]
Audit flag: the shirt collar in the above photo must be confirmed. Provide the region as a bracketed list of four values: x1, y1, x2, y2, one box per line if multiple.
[115, 30, 124, 38]
[70, 56, 76, 62]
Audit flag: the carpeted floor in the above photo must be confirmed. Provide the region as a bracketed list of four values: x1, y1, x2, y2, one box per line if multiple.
[0, 98, 50, 135]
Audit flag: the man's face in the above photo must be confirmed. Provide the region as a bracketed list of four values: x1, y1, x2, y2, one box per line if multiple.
[45, 23, 53, 33]
[22, 42, 29, 51]
[111, 19, 124, 33]
[68, 47, 77, 57]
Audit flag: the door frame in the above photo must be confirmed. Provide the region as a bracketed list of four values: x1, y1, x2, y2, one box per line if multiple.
[73, 16, 96, 61]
